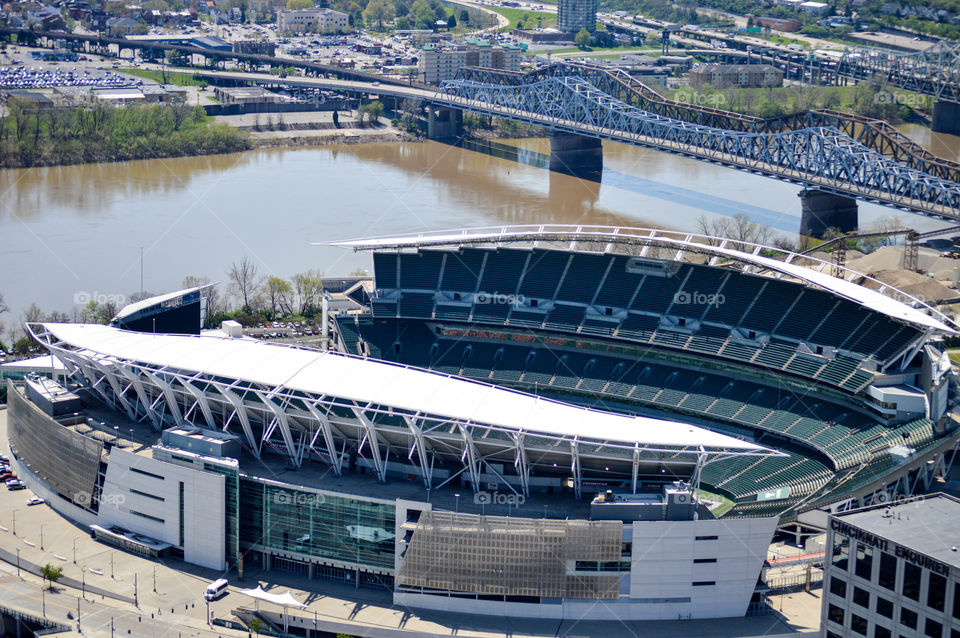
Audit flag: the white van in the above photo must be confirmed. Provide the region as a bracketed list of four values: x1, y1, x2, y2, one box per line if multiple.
[204, 578, 228, 601]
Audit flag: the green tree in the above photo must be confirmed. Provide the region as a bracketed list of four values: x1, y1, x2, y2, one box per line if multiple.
[459, 9, 468, 23]
[249, 618, 264, 636]
[394, 16, 410, 29]
[286, 0, 312, 9]
[291, 270, 324, 316]
[263, 276, 293, 317]
[41, 564, 63, 590]
[445, 11, 455, 27]
[364, 0, 394, 30]
[574, 27, 591, 48]
[408, 0, 434, 29]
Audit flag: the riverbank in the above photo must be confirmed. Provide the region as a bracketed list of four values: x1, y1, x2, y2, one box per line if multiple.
[0, 103, 251, 169]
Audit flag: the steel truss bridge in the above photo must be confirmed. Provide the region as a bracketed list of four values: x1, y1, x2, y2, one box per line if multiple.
[438, 69, 960, 219]
[459, 63, 960, 184]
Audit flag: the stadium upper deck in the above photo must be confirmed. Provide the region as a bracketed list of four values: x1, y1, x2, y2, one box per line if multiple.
[331, 226, 959, 517]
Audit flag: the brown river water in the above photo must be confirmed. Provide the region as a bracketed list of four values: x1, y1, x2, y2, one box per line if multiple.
[2, 130, 959, 319]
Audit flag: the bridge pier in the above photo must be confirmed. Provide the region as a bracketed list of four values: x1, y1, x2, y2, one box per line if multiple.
[427, 107, 462, 140]
[932, 101, 960, 135]
[549, 132, 603, 181]
[798, 189, 858, 238]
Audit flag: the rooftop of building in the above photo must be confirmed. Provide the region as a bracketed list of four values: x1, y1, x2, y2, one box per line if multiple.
[833, 493, 960, 567]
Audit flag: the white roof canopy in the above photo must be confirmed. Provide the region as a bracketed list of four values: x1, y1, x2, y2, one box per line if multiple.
[327, 225, 955, 333]
[41, 323, 769, 453]
[238, 587, 305, 608]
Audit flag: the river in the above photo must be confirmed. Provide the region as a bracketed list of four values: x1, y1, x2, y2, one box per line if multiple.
[2, 132, 959, 322]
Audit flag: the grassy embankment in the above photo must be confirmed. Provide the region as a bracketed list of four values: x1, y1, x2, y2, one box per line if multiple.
[668, 83, 933, 121]
[489, 6, 557, 30]
[119, 68, 209, 87]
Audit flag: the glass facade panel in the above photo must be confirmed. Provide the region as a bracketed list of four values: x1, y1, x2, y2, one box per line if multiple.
[850, 613, 868, 635]
[854, 542, 873, 580]
[928, 573, 946, 612]
[901, 607, 918, 629]
[878, 551, 897, 591]
[827, 603, 844, 625]
[904, 563, 921, 601]
[877, 596, 894, 618]
[925, 618, 943, 638]
[238, 477, 396, 571]
[955, 581, 960, 620]
[829, 576, 847, 598]
[832, 533, 849, 572]
[853, 586, 869, 609]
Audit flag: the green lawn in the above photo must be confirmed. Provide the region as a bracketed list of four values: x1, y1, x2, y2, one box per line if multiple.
[120, 68, 206, 87]
[532, 44, 658, 55]
[489, 6, 556, 30]
[948, 349, 960, 365]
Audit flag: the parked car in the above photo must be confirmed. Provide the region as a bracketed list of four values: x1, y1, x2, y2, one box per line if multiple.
[7, 480, 26, 491]
[26, 496, 44, 506]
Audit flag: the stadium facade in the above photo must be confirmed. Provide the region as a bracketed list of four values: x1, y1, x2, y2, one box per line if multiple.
[5, 225, 960, 622]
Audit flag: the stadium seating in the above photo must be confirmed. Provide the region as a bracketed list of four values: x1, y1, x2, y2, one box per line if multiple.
[399, 251, 444, 290]
[440, 250, 485, 292]
[342, 321, 921, 479]
[353, 244, 939, 508]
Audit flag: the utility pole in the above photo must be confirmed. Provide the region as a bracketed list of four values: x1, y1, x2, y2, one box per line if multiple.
[134, 573, 138, 607]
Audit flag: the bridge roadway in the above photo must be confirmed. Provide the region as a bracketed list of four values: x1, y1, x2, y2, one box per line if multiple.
[605, 18, 960, 105]
[199, 69, 960, 220]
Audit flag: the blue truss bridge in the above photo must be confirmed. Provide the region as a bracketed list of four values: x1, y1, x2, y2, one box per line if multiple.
[433, 70, 960, 222]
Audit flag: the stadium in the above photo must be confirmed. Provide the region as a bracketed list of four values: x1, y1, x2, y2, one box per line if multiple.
[329, 225, 960, 522]
[4, 224, 959, 622]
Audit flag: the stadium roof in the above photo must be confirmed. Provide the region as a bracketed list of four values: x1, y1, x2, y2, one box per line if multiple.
[327, 225, 955, 333]
[40, 323, 771, 454]
[112, 284, 214, 322]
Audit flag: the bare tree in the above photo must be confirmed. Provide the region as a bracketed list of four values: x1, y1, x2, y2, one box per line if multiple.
[0, 292, 8, 316]
[228, 257, 262, 310]
[23, 302, 45, 323]
[696, 214, 774, 251]
[182, 275, 224, 317]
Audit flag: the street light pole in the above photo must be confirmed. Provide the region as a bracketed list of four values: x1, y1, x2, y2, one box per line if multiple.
[16, 548, 20, 578]
[40, 523, 46, 550]
[12, 509, 16, 536]
[73, 538, 77, 564]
